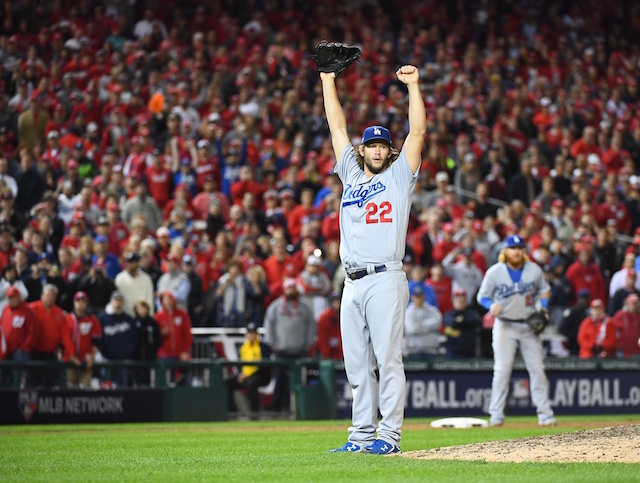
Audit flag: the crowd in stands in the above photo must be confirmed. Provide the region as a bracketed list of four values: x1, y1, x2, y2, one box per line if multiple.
[0, 0, 640, 385]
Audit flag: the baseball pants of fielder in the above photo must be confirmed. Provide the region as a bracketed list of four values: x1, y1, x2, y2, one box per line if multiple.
[341, 266, 408, 446]
[489, 318, 554, 423]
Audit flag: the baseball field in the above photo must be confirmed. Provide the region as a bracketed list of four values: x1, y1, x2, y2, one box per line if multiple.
[1, 415, 639, 482]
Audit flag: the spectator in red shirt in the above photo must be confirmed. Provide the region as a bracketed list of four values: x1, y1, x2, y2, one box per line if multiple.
[145, 148, 173, 208]
[66, 291, 102, 387]
[0, 287, 36, 385]
[432, 223, 458, 263]
[263, 237, 297, 288]
[570, 126, 601, 159]
[610, 294, 640, 358]
[155, 291, 193, 384]
[577, 299, 616, 358]
[192, 174, 230, 221]
[287, 187, 316, 244]
[566, 244, 607, 304]
[315, 292, 342, 359]
[29, 284, 79, 387]
[155, 291, 193, 361]
[426, 262, 453, 315]
[230, 165, 266, 209]
[597, 188, 631, 235]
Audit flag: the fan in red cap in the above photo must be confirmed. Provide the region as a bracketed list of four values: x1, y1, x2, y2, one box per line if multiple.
[577, 298, 615, 359]
[0, 284, 36, 365]
[432, 222, 458, 262]
[66, 290, 102, 387]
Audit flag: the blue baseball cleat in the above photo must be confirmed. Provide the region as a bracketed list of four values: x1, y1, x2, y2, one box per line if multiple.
[366, 439, 401, 455]
[327, 442, 366, 453]
[539, 416, 557, 426]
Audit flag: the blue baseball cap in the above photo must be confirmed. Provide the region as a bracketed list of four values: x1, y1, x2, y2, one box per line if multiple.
[94, 235, 108, 243]
[362, 126, 391, 145]
[504, 235, 526, 248]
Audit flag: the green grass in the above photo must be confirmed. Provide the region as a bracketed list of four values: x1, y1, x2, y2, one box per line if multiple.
[1, 415, 639, 482]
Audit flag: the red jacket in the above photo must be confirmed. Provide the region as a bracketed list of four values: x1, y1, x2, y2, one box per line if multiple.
[577, 315, 617, 358]
[316, 307, 342, 359]
[29, 301, 74, 359]
[287, 205, 315, 244]
[154, 296, 193, 358]
[566, 261, 607, 304]
[67, 312, 102, 360]
[427, 277, 453, 314]
[0, 301, 36, 356]
[610, 309, 640, 357]
[145, 165, 172, 208]
[263, 254, 298, 286]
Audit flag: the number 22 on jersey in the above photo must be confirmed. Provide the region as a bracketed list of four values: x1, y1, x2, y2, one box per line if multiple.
[365, 201, 393, 224]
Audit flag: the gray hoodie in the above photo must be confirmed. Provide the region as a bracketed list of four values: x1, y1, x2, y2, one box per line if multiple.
[264, 296, 316, 355]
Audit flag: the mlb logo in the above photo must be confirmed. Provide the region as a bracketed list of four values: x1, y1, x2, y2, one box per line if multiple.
[511, 379, 530, 399]
[18, 391, 38, 422]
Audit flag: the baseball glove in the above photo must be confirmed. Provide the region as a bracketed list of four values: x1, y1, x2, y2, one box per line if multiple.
[313, 41, 362, 77]
[525, 310, 549, 335]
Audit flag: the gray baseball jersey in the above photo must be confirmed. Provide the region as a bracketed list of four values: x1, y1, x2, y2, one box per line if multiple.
[336, 145, 416, 268]
[476, 261, 550, 319]
[477, 260, 555, 425]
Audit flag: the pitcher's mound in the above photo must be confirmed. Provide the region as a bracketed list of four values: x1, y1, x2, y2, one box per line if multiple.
[404, 424, 640, 463]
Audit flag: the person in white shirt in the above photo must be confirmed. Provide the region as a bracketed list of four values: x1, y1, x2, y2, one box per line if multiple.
[114, 252, 155, 317]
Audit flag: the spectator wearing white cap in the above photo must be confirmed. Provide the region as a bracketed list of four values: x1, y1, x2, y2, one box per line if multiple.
[423, 171, 450, 208]
[608, 269, 639, 316]
[296, 254, 332, 321]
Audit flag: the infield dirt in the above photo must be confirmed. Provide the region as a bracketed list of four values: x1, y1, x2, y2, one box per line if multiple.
[404, 423, 640, 463]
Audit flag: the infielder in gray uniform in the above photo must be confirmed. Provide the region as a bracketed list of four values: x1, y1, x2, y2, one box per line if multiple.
[476, 235, 557, 426]
[321, 65, 426, 454]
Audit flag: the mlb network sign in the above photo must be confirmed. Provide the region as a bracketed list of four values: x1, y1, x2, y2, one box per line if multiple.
[335, 371, 640, 418]
[0, 389, 164, 424]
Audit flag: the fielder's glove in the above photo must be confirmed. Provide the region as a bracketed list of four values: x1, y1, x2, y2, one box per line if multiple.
[313, 41, 362, 77]
[525, 310, 549, 335]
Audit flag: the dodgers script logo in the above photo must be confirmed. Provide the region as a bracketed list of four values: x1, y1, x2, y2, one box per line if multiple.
[342, 182, 386, 207]
[18, 391, 38, 422]
[496, 281, 536, 299]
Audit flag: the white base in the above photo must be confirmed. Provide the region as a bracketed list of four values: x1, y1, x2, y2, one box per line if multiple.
[430, 417, 489, 429]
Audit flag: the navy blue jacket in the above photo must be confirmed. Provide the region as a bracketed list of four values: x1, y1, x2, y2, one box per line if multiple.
[98, 310, 138, 360]
[443, 309, 482, 358]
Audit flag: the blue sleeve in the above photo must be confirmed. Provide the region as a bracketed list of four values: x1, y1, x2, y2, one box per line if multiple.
[423, 284, 438, 309]
[215, 139, 225, 168]
[239, 139, 247, 164]
[479, 297, 492, 310]
[174, 277, 191, 305]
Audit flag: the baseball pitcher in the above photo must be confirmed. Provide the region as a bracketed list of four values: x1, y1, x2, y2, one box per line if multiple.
[318, 42, 426, 454]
